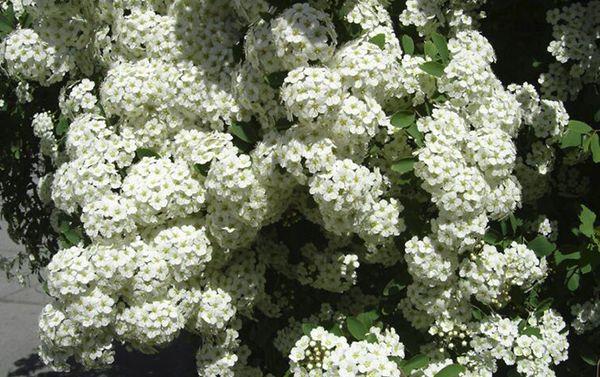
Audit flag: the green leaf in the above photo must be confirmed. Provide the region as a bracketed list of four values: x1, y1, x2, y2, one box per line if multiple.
[194, 163, 211, 176]
[594, 109, 600, 123]
[434, 364, 466, 377]
[398, 354, 430, 373]
[391, 158, 416, 175]
[471, 307, 483, 321]
[431, 32, 449, 62]
[391, 111, 415, 129]
[579, 205, 597, 238]
[590, 133, 600, 163]
[401, 35, 415, 55]
[406, 123, 424, 147]
[135, 148, 160, 159]
[368, 33, 386, 49]
[356, 311, 379, 329]
[329, 323, 343, 337]
[554, 251, 581, 265]
[568, 120, 593, 134]
[521, 326, 541, 338]
[265, 71, 288, 88]
[383, 279, 406, 296]
[302, 323, 318, 336]
[566, 267, 581, 291]
[424, 41, 437, 59]
[0, 19, 12, 34]
[420, 61, 445, 77]
[527, 235, 556, 257]
[63, 229, 81, 246]
[346, 317, 367, 340]
[55, 116, 69, 137]
[229, 121, 258, 144]
[560, 129, 583, 149]
[580, 350, 598, 366]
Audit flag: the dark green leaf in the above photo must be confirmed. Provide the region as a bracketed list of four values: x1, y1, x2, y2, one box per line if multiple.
[406, 123, 424, 147]
[356, 311, 379, 329]
[471, 307, 483, 321]
[265, 71, 288, 88]
[401, 35, 415, 55]
[579, 205, 596, 238]
[135, 148, 160, 159]
[554, 251, 581, 265]
[521, 326, 541, 338]
[302, 323, 318, 336]
[398, 354, 430, 373]
[194, 163, 211, 176]
[391, 158, 416, 175]
[594, 109, 600, 123]
[329, 323, 343, 337]
[566, 267, 580, 291]
[383, 279, 406, 296]
[368, 33, 386, 49]
[420, 61, 445, 77]
[391, 111, 415, 129]
[346, 317, 367, 340]
[424, 41, 437, 59]
[590, 133, 600, 163]
[527, 235, 556, 257]
[229, 121, 258, 144]
[55, 116, 69, 137]
[434, 364, 466, 377]
[431, 32, 449, 62]
[568, 120, 593, 134]
[580, 350, 598, 366]
[64, 230, 81, 245]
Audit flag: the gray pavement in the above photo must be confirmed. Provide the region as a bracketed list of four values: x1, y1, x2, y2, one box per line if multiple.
[0, 220, 52, 377]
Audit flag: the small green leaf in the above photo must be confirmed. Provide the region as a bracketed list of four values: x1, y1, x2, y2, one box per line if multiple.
[566, 267, 581, 291]
[383, 279, 406, 296]
[560, 129, 583, 149]
[580, 350, 598, 366]
[398, 354, 430, 373]
[63, 229, 81, 245]
[391, 158, 416, 175]
[135, 148, 160, 159]
[431, 32, 449, 62]
[527, 235, 556, 257]
[590, 133, 600, 163]
[229, 121, 258, 144]
[554, 251, 581, 265]
[401, 35, 414, 55]
[356, 311, 379, 329]
[406, 123, 424, 147]
[434, 364, 466, 377]
[420, 61, 445, 77]
[265, 71, 288, 88]
[391, 111, 415, 129]
[346, 317, 367, 340]
[368, 33, 386, 49]
[471, 307, 483, 321]
[329, 323, 343, 336]
[424, 41, 437, 59]
[521, 326, 542, 338]
[568, 120, 593, 134]
[579, 205, 597, 238]
[55, 116, 69, 136]
[194, 163, 211, 176]
[302, 323, 318, 336]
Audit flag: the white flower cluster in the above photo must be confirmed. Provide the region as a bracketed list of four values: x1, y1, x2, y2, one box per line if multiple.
[466, 310, 569, 377]
[289, 326, 404, 377]
[571, 298, 600, 335]
[540, 1, 600, 101]
[1, 0, 577, 375]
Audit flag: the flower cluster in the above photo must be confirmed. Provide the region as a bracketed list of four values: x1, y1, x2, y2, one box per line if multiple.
[0, 0, 585, 376]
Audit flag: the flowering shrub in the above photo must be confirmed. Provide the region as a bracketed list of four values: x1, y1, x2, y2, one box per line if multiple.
[0, 0, 599, 376]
